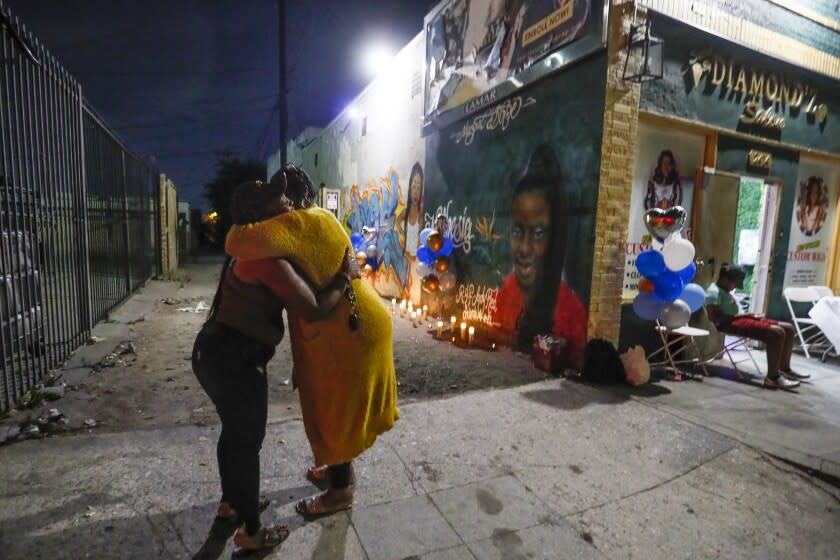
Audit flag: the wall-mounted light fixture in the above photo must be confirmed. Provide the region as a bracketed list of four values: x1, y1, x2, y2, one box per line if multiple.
[622, 17, 663, 83]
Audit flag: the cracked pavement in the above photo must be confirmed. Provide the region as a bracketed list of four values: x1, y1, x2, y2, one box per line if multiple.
[1, 379, 839, 559]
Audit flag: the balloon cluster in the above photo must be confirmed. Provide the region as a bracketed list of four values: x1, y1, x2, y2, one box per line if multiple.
[416, 228, 456, 293]
[632, 207, 705, 329]
[351, 231, 377, 278]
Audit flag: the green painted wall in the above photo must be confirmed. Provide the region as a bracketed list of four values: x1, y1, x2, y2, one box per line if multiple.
[423, 52, 607, 349]
[641, 13, 840, 155]
[702, 0, 840, 59]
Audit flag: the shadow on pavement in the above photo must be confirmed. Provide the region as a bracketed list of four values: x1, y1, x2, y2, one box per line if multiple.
[1, 482, 339, 560]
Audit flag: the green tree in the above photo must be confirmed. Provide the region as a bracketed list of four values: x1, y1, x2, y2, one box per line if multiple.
[203, 157, 266, 246]
[733, 180, 764, 294]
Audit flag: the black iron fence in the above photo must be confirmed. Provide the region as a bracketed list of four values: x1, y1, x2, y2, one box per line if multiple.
[0, 3, 161, 412]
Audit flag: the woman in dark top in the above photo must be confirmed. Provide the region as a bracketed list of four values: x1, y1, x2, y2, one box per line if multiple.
[191, 176, 356, 552]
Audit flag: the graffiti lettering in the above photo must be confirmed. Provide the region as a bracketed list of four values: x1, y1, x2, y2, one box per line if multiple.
[452, 96, 537, 146]
[456, 283, 499, 326]
[426, 200, 474, 254]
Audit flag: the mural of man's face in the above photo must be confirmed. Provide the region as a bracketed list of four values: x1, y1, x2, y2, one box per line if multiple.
[511, 190, 550, 291]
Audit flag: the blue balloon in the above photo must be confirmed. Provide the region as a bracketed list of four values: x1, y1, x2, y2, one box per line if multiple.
[350, 232, 365, 251]
[633, 292, 665, 321]
[653, 269, 685, 302]
[677, 261, 697, 284]
[437, 237, 453, 256]
[419, 228, 435, 247]
[679, 283, 706, 313]
[636, 250, 665, 278]
[417, 246, 435, 266]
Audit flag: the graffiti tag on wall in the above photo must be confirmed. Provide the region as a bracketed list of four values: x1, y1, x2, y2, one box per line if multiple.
[451, 96, 537, 146]
[455, 283, 499, 326]
[345, 169, 409, 296]
[425, 200, 474, 254]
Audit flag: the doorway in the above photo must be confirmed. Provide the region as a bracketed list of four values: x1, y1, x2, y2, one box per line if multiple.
[693, 170, 781, 314]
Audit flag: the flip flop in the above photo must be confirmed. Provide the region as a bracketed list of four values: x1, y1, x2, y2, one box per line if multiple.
[232, 525, 289, 555]
[295, 494, 353, 521]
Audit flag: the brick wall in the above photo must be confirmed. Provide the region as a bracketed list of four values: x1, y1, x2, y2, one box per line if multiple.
[587, 1, 643, 344]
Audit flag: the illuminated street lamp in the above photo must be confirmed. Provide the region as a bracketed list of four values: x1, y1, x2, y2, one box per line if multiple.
[360, 43, 396, 79]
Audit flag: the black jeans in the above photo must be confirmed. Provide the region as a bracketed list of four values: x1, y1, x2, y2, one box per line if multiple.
[192, 322, 275, 535]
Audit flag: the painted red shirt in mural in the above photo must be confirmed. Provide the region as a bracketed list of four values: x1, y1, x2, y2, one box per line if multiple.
[493, 274, 587, 367]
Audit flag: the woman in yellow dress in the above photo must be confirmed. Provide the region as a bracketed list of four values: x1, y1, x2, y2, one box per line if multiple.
[226, 165, 400, 518]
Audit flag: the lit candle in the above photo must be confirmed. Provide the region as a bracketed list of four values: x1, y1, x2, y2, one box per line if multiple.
[408, 302, 413, 315]
[400, 300, 407, 317]
[450, 316, 456, 333]
[410, 311, 417, 327]
[460, 322, 467, 340]
[436, 320, 443, 338]
[468, 326, 475, 345]
[492, 343, 496, 350]
[422, 305, 428, 319]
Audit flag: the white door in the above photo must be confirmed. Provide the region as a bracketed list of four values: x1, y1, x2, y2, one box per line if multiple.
[751, 182, 780, 314]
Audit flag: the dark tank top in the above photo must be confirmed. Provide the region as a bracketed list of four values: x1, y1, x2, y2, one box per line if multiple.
[214, 265, 285, 346]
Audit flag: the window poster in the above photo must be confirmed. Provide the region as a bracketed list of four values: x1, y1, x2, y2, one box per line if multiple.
[783, 156, 839, 287]
[623, 122, 704, 300]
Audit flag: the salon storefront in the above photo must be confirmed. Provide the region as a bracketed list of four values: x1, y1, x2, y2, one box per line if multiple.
[619, 10, 840, 352]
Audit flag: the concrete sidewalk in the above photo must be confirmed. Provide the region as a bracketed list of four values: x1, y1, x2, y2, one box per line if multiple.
[637, 349, 840, 479]
[1, 379, 839, 559]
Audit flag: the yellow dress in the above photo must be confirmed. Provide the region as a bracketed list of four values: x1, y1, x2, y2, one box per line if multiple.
[226, 207, 399, 466]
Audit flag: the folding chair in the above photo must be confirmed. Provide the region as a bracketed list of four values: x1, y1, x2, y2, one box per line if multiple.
[808, 285, 835, 300]
[687, 306, 763, 380]
[647, 321, 711, 379]
[783, 286, 827, 358]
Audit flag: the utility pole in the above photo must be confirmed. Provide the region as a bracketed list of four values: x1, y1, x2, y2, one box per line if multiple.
[278, 0, 288, 165]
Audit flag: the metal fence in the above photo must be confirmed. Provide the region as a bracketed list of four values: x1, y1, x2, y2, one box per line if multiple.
[0, 4, 160, 412]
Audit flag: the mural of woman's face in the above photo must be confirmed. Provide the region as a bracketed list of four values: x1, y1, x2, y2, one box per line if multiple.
[808, 184, 819, 205]
[511, 190, 550, 291]
[660, 154, 674, 178]
[409, 173, 423, 205]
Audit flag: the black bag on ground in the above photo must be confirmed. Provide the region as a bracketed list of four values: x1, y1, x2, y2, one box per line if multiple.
[580, 338, 626, 384]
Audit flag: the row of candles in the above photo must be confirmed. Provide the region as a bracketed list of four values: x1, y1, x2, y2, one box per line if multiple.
[391, 298, 476, 345]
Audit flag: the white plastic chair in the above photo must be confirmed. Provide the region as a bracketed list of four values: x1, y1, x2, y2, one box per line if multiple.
[783, 286, 826, 358]
[808, 285, 835, 300]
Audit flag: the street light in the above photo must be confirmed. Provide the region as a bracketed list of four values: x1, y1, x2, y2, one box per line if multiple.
[360, 43, 396, 79]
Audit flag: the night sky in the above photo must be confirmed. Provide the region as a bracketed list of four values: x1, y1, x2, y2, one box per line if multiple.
[5, 0, 433, 211]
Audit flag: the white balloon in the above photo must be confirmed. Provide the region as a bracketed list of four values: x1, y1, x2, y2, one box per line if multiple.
[662, 237, 696, 271]
[659, 299, 691, 329]
[438, 271, 456, 291]
[416, 263, 433, 276]
[419, 228, 435, 246]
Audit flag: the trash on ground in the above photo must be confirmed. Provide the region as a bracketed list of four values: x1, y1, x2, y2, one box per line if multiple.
[83, 419, 97, 428]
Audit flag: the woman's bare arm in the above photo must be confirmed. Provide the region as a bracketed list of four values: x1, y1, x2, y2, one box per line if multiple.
[244, 250, 354, 322]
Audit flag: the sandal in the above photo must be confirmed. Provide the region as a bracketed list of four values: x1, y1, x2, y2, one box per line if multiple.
[215, 496, 271, 523]
[295, 493, 353, 521]
[233, 525, 289, 553]
[305, 466, 356, 491]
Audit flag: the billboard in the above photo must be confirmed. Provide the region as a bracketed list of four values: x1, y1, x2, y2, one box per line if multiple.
[424, 0, 605, 129]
